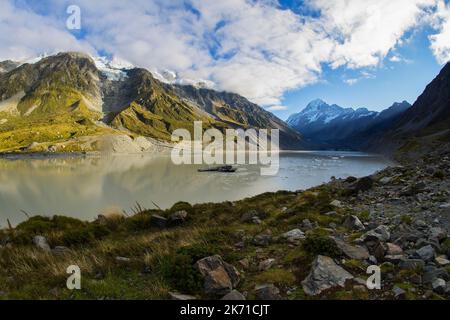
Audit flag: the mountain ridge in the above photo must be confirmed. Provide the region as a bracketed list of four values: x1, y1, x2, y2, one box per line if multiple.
[0, 52, 303, 152]
[287, 99, 410, 150]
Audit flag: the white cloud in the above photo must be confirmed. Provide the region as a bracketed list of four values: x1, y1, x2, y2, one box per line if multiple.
[266, 105, 288, 111]
[307, 0, 437, 69]
[344, 78, 359, 86]
[429, 0, 450, 64]
[344, 70, 375, 86]
[0, 1, 94, 61]
[0, 0, 441, 106]
[390, 55, 402, 62]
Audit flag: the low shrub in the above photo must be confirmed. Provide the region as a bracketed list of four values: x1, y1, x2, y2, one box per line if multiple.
[302, 234, 339, 257]
[158, 244, 216, 294]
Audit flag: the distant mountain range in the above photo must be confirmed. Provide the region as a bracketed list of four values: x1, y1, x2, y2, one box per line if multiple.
[287, 62, 450, 157]
[1, 51, 449, 157]
[0, 52, 303, 153]
[287, 99, 411, 150]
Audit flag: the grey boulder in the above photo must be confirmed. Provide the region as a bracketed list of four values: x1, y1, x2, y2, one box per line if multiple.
[302, 255, 353, 296]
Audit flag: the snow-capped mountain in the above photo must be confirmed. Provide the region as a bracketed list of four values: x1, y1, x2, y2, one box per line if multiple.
[15, 53, 216, 89]
[287, 99, 353, 126]
[93, 56, 135, 81]
[152, 69, 216, 89]
[287, 99, 411, 150]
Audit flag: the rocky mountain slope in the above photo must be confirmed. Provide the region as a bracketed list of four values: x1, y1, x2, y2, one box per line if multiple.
[0, 61, 20, 74]
[287, 99, 410, 150]
[373, 62, 450, 158]
[0, 52, 303, 153]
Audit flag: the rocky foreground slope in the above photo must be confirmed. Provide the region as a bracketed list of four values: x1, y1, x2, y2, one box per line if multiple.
[0, 146, 449, 300]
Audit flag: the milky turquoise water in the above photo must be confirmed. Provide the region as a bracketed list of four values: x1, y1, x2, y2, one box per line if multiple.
[0, 151, 393, 225]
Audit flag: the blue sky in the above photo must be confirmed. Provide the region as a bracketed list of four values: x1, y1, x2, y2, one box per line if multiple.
[1, 0, 450, 120]
[279, 25, 444, 119]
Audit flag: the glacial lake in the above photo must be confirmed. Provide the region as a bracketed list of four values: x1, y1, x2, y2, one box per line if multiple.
[0, 151, 394, 225]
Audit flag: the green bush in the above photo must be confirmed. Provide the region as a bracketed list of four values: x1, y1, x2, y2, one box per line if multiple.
[170, 201, 193, 214]
[52, 215, 85, 229]
[303, 234, 339, 257]
[159, 244, 217, 294]
[61, 228, 94, 246]
[124, 212, 153, 231]
[433, 170, 445, 179]
[16, 216, 53, 234]
[60, 224, 110, 246]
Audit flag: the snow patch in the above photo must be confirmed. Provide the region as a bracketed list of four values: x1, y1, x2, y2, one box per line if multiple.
[152, 68, 215, 89]
[93, 56, 134, 81]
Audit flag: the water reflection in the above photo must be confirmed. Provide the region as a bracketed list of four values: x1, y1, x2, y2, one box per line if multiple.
[0, 151, 393, 225]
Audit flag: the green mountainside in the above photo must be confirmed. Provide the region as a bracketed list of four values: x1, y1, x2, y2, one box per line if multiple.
[0, 52, 303, 153]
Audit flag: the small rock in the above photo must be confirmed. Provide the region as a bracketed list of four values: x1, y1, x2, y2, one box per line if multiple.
[423, 290, 433, 299]
[446, 282, 450, 294]
[399, 259, 425, 270]
[353, 285, 367, 294]
[362, 225, 390, 242]
[324, 211, 337, 216]
[438, 202, 450, 210]
[392, 286, 406, 299]
[254, 233, 272, 247]
[282, 229, 305, 243]
[252, 217, 262, 224]
[26, 142, 40, 151]
[115, 256, 131, 263]
[342, 215, 365, 231]
[330, 200, 343, 208]
[384, 255, 405, 264]
[48, 145, 57, 153]
[169, 292, 196, 300]
[168, 210, 188, 226]
[195, 255, 240, 296]
[52, 246, 70, 256]
[379, 177, 392, 184]
[351, 176, 374, 192]
[423, 266, 448, 284]
[429, 227, 447, 241]
[255, 284, 281, 300]
[432, 278, 446, 294]
[241, 210, 259, 223]
[151, 214, 167, 228]
[258, 258, 276, 271]
[414, 219, 427, 228]
[234, 241, 245, 249]
[301, 255, 354, 296]
[386, 243, 403, 255]
[332, 237, 369, 260]
[435, 255, 450, 266]
[368, 255, 378, 265]
[238, 258, 250, 269]
[221, 290, 246, 300]
[32, 236, 51, 252]
[301, 219, 314, 230]
[414, 245, 435, 262]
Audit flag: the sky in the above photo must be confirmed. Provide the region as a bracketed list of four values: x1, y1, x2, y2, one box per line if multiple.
[1, 0, 450, 120]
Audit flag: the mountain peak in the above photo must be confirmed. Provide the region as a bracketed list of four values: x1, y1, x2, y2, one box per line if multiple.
[304, 98, 328, 110]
